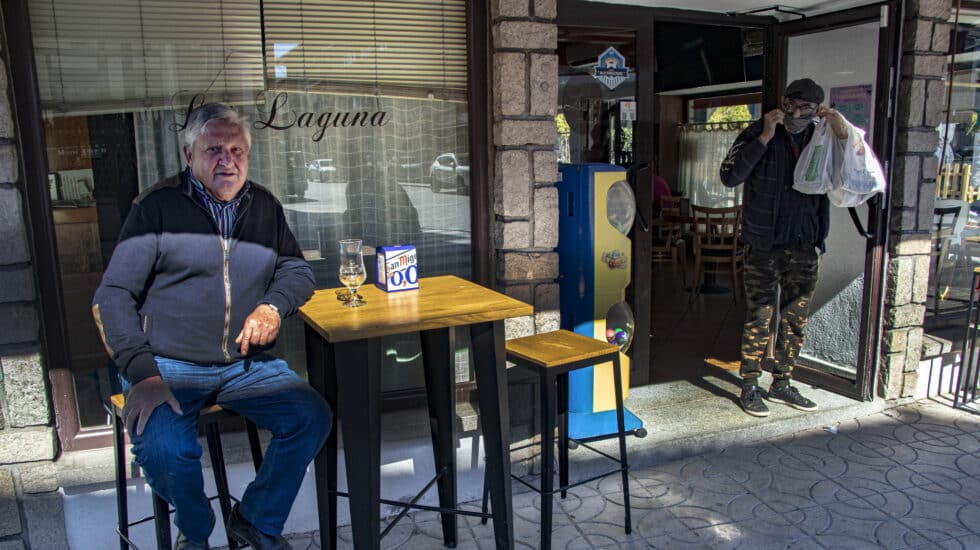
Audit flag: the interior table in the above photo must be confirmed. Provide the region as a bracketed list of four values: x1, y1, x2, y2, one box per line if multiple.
[300, 275, 533, 549]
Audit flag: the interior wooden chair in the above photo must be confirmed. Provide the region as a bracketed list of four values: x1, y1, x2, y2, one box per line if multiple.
[651, 217, 686, 286]
[652, 195, 688, 286]
[691, 205, 744, 301]
[659, 195, 683, 217]
[931, 205, 961, 314]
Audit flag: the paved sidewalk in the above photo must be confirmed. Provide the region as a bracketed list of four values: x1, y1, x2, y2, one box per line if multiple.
[270, 398, 980, 549]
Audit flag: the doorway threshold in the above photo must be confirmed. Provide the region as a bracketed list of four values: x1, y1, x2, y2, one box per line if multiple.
[605, 372, 902, 470]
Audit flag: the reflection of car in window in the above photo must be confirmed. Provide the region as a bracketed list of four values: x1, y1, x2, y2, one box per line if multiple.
[307, 158, 338, 183]
[429, 153, 470, 194]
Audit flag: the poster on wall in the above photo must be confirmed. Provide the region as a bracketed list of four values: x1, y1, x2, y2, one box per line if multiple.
[829, 84, 872, 133]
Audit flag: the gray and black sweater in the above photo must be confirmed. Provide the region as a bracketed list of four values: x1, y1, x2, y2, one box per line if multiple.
[93, 169, 315, 384]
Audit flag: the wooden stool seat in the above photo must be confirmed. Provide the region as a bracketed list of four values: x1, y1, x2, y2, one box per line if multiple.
[481, 329, 632, 550]
[110, 394, 234, 420]
[504, 329, 621, 370]
[110, 393, 263, 550]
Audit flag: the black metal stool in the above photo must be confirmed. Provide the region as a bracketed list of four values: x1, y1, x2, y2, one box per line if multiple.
[481, 329, 632, 550]
[109, 394, 265, 550]
[955, 267, 980, 411]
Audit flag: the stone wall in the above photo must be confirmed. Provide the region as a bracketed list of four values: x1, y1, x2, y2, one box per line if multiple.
[883, 0, 951, 398]
[0, 16, 65, 550]
[491, 0, 561, 338]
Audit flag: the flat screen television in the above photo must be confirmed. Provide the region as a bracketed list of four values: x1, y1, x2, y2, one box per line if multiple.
[654, 22, 747, 92]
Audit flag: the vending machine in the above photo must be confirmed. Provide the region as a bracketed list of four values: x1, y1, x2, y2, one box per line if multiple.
[558, 163, 645, 441]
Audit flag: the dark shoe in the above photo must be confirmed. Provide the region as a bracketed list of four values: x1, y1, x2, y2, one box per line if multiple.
[767, 384, 818, 411]
[175, 508, 214, 549]
[739, 385, 770, 417]
[174, 533, 209, 550]
[227, 503, 292, 550]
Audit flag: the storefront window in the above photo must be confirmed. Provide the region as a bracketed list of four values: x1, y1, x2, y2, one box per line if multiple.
[30, 0, 470, 432]
[687, 93, 761, 123]
[558, 50, 636, 166]
[930, 9, 980, 328]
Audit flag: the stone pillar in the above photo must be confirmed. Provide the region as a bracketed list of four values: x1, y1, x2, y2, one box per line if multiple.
[884, 0, 952, 398]
[491, 0, 560, 337]
[0, 13, 64, 550]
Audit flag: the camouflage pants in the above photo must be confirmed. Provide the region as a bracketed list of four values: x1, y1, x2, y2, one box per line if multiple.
[740, 245, 819, 385]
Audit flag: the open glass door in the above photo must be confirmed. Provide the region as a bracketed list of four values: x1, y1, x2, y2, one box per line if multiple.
[558, 0, 655, 386]
[767, 3, 900, 399]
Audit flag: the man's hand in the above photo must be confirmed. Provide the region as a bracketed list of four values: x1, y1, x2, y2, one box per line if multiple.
[123, 376, 182, 436]
[817, 106, 849, 139]
[759, 109, 785, 145]
[235, 304, 281, 355]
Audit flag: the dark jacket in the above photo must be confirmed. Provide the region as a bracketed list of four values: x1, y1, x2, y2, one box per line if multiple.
[92, 170, 315, 384]
[719, 119, 830, 252]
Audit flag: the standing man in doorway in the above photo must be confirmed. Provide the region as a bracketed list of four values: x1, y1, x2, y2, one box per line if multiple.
[719, 78, 848, 418]
[93, 103, 330, 549]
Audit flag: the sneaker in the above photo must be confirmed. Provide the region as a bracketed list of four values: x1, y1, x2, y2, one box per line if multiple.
[739, 385, 770, 417]
[227, 503, 292, 550]
[767, 384, 818, 411]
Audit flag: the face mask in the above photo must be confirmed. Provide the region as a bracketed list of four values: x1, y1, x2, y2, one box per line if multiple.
[784, 117, 811, 134]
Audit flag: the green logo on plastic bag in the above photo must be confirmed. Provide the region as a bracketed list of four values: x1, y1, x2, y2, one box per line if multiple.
[805, 144, 824, 181]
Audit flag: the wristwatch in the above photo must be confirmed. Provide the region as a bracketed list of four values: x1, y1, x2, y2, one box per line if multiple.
[265, 303, 281, 317]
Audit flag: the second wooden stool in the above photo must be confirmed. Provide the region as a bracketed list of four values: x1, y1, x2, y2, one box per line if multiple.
[482, 329, 632, 550]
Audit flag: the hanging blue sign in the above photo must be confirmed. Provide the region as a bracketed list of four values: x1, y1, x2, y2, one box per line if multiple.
[593, 47, 630, 90]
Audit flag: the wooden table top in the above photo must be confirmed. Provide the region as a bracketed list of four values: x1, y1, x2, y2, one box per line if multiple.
[299, 275, 533, 343]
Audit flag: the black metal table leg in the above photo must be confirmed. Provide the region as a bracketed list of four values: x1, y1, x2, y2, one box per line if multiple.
[420, 327, 459, 547]
[306, 324, 339, 550]
[471, 320, 515, 550]
[334, 338, 383, 550]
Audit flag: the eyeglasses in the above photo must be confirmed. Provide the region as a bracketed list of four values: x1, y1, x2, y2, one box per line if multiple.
[782, 98, 818, 116]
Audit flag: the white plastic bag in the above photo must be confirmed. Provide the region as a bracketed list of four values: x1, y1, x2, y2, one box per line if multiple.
[827, 186, 869, 208]
[829, 120, 886, 207]
[793, 119, 836, 194]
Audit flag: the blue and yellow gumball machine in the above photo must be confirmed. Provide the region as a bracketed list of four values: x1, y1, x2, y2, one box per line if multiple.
[558, 163, 645, 441]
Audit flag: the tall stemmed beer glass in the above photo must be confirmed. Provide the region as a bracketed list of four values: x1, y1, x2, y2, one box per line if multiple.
[338, 239, 367, 308]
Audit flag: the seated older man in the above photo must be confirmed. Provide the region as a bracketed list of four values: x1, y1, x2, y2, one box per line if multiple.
[93, 103, 331, 550]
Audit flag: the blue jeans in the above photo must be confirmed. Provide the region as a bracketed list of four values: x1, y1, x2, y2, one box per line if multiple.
[122, 355, 331, 542]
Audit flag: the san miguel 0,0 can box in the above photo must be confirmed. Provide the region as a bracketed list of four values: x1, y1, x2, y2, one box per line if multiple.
[376, 245, 419, 292]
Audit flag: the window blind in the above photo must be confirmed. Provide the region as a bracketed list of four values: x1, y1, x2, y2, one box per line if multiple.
[29, 0, 265, 113]
[263, 0, 468, 99]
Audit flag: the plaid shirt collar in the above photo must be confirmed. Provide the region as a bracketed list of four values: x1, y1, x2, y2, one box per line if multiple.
[187, 171, 250, 238]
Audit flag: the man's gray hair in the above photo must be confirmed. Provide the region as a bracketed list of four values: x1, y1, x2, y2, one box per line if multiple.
[183, 103, 252, 150]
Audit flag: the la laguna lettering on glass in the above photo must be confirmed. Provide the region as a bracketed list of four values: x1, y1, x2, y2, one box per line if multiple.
[173, 92, 389, 142]
[255, 92, 389, 142]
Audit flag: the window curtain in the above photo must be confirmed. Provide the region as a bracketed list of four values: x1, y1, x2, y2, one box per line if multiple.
[677, 122, 747, 208]
[134, 110, 184, 190]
